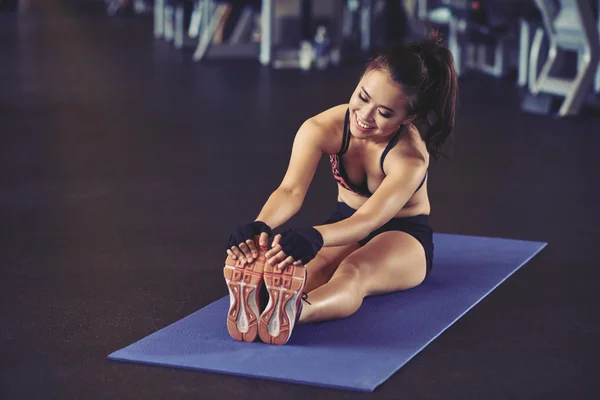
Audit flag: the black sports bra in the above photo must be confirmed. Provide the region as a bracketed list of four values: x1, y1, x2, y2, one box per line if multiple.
[329, 109, 427, 197]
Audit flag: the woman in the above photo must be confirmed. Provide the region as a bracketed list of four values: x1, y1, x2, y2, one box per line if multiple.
[223, 32, 458, 345]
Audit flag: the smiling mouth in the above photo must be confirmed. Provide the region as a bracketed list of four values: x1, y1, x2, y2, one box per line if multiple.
[355, 112, 375, 130]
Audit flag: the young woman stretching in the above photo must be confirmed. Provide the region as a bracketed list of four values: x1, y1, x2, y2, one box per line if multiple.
[224, 32, 458, 345]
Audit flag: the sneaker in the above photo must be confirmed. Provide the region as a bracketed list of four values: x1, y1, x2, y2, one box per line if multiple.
[258, 263, 307, 345]
[223, 238, 268, 342]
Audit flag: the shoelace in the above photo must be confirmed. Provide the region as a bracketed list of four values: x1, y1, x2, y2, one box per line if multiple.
[301, 292, 311, 305]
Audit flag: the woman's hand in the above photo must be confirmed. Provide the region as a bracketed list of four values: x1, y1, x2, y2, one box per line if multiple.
[227, 232, 270, 264]
[226, 221, 271, 264]
[265, 227, 324, 270]
[265, 234, 304, 270]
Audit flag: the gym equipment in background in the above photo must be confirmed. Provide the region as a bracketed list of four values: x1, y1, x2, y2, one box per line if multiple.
[419, 0, 524, 78]
[520, 0, 600, 117]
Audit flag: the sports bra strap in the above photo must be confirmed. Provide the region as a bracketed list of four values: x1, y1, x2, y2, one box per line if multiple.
[338, 109, 351, 155]
[415, 171, 428, 192]
[379, 130, 402, 172]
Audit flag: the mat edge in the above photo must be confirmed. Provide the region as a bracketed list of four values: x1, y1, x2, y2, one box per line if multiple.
[107, 355, 374, 392]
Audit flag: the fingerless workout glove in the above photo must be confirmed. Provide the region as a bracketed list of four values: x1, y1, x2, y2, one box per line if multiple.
[227, 221, 272, 250]
[279, 227, 324, 264]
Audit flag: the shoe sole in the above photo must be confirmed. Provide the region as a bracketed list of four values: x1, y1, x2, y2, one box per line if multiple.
[258, 263, 306, 345]
[223, 242, 267, 342]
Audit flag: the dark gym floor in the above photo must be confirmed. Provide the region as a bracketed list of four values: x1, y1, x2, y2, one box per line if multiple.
[1, 1, 599, 399]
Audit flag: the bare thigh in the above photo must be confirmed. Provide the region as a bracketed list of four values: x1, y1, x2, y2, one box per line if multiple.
[331, 231, 427, 297]
[304, 243, 360, 292]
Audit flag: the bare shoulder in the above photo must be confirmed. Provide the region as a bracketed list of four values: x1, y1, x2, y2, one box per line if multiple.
[384, 124, 430, 173]
[301, 104, 348, 155]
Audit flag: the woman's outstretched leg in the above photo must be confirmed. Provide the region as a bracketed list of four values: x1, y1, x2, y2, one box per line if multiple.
[299, 231, 428, 323]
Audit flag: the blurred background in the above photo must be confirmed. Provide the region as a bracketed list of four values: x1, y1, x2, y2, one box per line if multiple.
[1, 1, 599, 399]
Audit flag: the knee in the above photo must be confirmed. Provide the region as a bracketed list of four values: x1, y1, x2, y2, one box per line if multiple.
[332, 260, 368, 300]
[306, 254, 333, 280]
[332, 260, 362, 285]
[306, 253, 327, 271]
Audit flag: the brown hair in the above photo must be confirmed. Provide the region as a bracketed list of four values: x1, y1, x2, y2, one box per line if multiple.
[364, 31, 458, 159]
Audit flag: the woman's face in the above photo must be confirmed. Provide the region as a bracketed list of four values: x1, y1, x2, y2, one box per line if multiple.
[348, 69, 411, 141]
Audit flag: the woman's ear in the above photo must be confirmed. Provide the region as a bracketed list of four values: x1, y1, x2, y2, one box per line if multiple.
[402, 114, 416, 125]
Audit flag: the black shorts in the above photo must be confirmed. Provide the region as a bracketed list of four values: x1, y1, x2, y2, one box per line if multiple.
[322, 202, 434, 277]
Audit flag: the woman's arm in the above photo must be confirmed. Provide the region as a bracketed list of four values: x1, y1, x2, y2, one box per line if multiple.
[315, 151, 427, 247]
[227, 107, 345, 264]
[265, 148, 428, 268]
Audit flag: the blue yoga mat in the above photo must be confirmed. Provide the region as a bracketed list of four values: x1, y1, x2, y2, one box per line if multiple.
[108, 233, 546, 392]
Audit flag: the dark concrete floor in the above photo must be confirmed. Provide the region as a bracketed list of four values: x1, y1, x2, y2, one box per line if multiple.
[1, 1, 600, 399]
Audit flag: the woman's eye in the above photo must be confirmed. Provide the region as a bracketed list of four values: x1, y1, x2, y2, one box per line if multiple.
[379, 111, 391, 119]
[358, 94, 367, 102]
